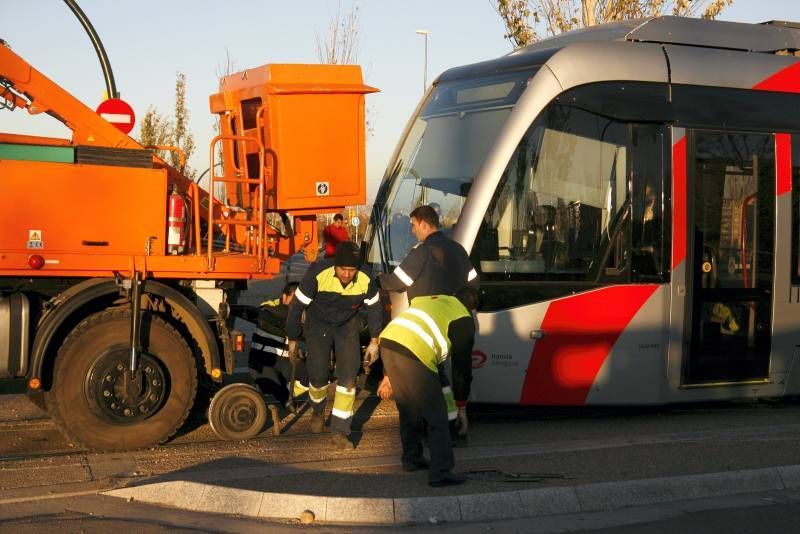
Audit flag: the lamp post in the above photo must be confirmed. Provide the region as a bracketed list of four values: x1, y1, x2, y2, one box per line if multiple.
[415, 29, 429, 93]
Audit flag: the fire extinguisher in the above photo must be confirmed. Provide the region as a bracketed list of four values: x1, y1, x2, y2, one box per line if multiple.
[167, 185, 187, 255]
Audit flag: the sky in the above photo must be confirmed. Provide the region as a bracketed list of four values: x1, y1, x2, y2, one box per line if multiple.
[3, 0, 799, 201]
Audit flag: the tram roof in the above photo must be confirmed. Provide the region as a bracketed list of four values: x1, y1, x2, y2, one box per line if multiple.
[439, 16, 800, 84]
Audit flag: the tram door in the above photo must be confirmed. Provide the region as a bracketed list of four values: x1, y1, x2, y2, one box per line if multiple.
[685, 130, 775, 384]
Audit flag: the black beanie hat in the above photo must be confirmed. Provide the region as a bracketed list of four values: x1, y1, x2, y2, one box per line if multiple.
[334, 241, 360, 267]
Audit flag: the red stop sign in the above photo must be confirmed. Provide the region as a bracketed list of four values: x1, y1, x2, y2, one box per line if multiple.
[96, 98, 135, 134]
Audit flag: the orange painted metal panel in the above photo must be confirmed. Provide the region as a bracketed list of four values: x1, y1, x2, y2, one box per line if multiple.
[211, 63, 377, 213]
[0, 252, 276, 280]
[0, 160, 167, 259]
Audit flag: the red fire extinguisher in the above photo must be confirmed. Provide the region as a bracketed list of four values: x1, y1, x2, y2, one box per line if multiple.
[167, 185, 187, 255]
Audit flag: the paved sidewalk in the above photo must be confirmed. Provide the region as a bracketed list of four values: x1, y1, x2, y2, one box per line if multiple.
[105, 418, 800, 526]
[107, 462, 800, 526]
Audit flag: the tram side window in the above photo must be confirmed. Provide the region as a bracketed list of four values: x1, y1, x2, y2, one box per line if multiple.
[630, 125, 666, 281]
[474, 104, 628, 282]
[793, 134, 800, 285]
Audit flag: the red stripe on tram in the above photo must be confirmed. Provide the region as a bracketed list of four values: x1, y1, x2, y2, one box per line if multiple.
[753, 62, 800, 94]
[520, 285, 659, 406]
[776, 133, 792, 197]
[672, 137, 687, 269]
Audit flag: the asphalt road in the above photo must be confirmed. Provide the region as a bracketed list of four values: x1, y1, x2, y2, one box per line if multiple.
[5, 271, 800, 528]
[4, 392, 800, 498]
[5, 394, 800, 531]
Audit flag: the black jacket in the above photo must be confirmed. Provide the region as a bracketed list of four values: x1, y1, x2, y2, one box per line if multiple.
[286, 259, 382, 340]
[380, 231, 479, 299]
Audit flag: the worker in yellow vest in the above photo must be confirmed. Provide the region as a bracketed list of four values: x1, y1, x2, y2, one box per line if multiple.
[376, 287, 478, 487]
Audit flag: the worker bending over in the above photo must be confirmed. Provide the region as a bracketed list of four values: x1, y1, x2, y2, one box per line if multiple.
[248, 282, 309, 406]
[286, 241, 382, 450]
[377, 287, 478, 487]
[379, 204, 479, 443]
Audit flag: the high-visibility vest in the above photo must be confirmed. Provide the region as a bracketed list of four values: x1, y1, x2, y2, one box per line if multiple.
[379, 295, 470, 372]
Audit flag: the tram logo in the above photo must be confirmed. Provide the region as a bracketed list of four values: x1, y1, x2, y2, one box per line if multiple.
[472, 349, 487, 369]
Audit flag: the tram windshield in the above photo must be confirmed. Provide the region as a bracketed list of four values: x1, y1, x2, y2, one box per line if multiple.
[367, 68, 536, 268]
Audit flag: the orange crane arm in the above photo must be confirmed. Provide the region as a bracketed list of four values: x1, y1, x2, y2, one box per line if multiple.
[1, 43, 140, 149]
[0, 42, 226, 225]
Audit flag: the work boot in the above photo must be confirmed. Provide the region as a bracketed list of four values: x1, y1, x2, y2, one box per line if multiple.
[331, 432, 355, 450]
[310, 412, 325, 434]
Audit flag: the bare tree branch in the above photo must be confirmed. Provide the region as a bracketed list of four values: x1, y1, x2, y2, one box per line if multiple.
[495, 0, 735, 48]
[316, 2, 360, 65]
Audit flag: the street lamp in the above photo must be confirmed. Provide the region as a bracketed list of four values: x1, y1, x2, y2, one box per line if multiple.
[415, 29, 429, 94]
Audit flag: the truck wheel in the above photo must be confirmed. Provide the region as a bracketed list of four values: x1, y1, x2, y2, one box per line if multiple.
[208, 383, 268, 440]
[45, 308, 197, 450]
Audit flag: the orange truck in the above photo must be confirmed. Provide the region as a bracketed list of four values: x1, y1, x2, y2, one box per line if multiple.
[0, 39, 376, 449]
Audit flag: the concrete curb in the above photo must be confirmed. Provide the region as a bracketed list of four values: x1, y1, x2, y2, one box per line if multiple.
[105, 464, 800, 525]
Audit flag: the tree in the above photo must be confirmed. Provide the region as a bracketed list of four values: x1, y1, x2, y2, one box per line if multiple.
[171, 73, 195, 175]
[495, 0, 735, 48]
[137, 72, 196, 178]
[138, 106, 172, 151]
[316, 2, 360, 65]
[315, 2, 372, 246]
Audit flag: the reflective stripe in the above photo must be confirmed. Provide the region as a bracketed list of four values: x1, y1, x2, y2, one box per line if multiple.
[253, 329, 285, 343]
[392, 317, 435, 350]
[442, 386, 457, 421]
[292, 381, 309, 396]
[332, 386, 356, 420]
[467, 268, 478, 282]
[309, 384, 328, 403]
[336, 385, 356, 395]
[331, 407, 353, 419]
[363, 292, 380, 306]
[393, 266, 414, 286]
[294, 288, 312, 305]
[405, 308, 449, 358]
[317, 266, 372, 295]
[250, 343, 286, 357]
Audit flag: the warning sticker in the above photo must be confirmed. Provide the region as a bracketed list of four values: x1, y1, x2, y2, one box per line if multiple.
[27, 229, 43, 249]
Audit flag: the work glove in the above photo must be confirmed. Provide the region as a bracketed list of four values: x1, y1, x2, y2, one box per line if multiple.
[456, 405, 469, 436]
[363, 339, 380, 367]
[287, 340, 301, 364]
[377, 375, 394, 400]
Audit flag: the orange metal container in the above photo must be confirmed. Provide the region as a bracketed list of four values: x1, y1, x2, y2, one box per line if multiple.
[0, 158, 167, 261]
[209, 64, 378, 213]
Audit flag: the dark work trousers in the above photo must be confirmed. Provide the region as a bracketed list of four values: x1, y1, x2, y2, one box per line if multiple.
[249, 347, 309, 404]
[381, 346, 454, 483]
[305, 314, 362, 433]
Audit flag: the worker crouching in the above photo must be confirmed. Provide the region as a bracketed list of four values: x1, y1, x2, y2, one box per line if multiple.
[378, 287, 478, 487]
[286, 241, 382, 450]
[248, 282, 310, 407]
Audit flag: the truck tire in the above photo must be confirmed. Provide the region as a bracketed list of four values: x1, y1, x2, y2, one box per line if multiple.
[45, 308, 197, 450]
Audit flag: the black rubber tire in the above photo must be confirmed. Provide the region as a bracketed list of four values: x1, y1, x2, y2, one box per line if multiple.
[207, 383, 268, 441]
[45, 309, 197, 450]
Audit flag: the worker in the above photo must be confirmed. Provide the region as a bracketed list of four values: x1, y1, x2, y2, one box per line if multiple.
[323, 213, 350, 258]
[376, 286, 479, 487]
[380, 204, 479, 300]
[379, 204, 479, 442]
[286, 241, 382, 450]
[248, 282, 309, 406]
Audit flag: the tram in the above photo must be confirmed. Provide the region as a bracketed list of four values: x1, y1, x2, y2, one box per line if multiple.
[365, 17, 800, 405]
